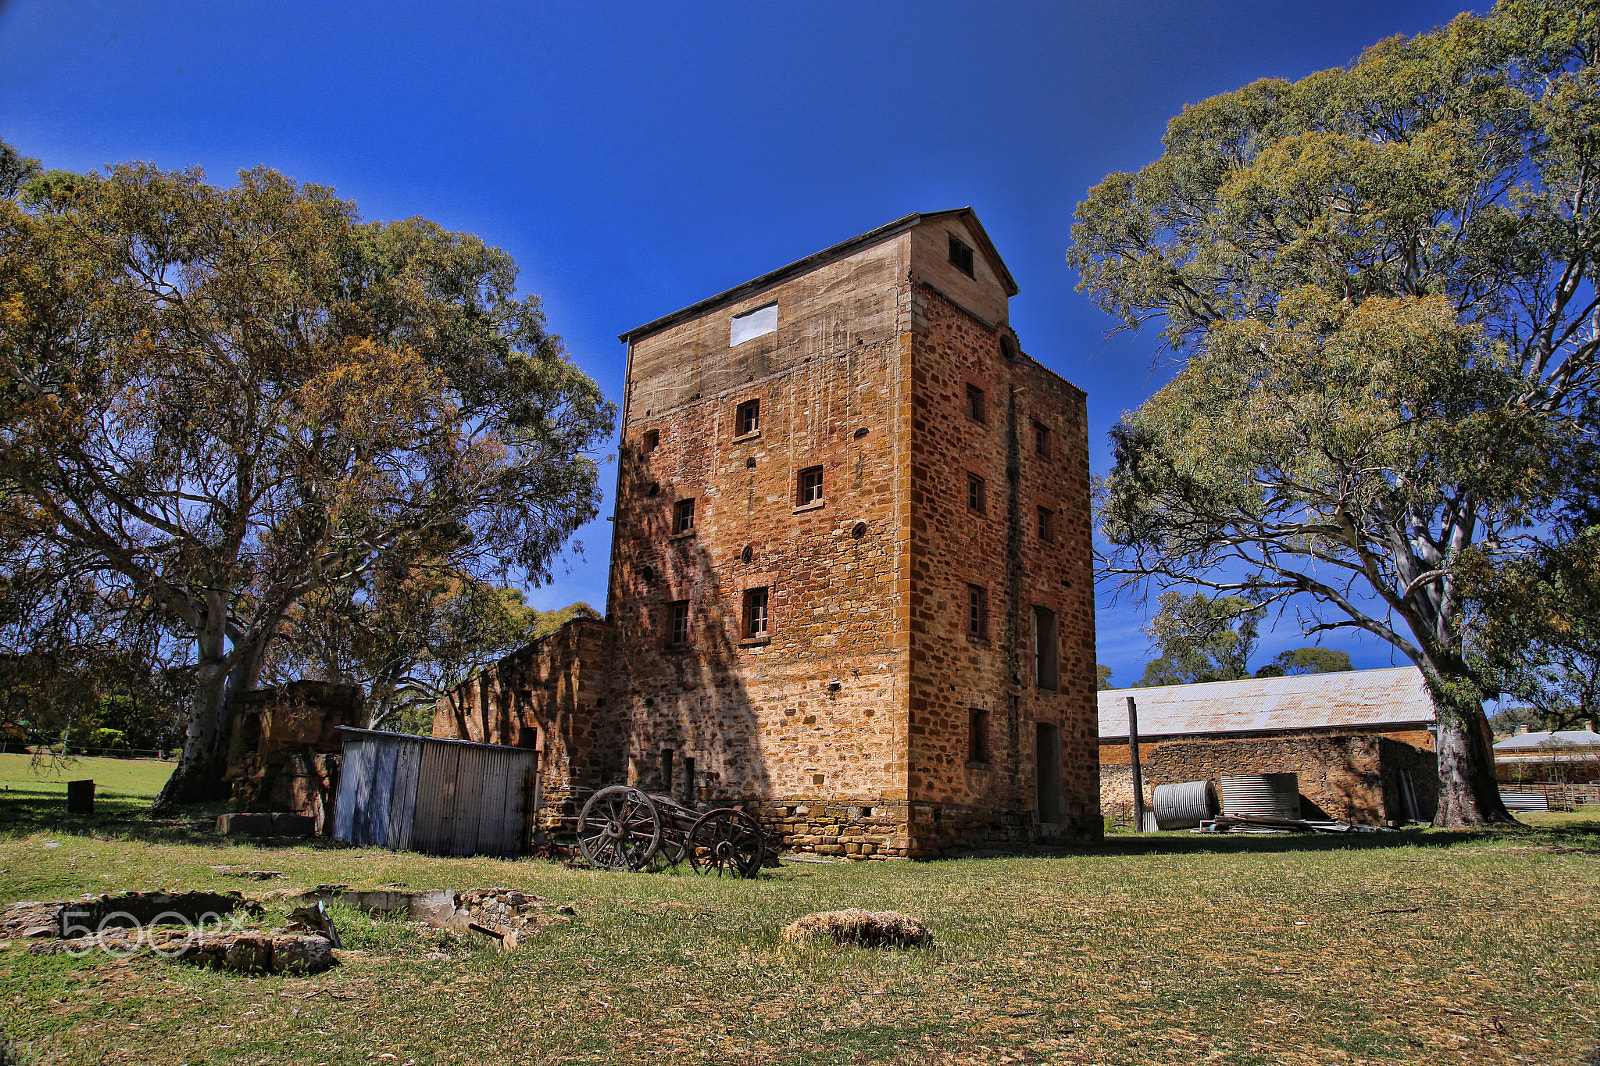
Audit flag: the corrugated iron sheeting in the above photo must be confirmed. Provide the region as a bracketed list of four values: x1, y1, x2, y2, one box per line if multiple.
[333, 727, 539, 859]
[1099, 666, 1433, 740]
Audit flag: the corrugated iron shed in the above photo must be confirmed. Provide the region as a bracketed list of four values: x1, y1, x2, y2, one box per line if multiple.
[1098, 666, 1433, 741]
[332, 727, 541, 858]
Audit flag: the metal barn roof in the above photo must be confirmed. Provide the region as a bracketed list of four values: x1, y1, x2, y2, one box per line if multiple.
[1494, 730, 1600, 753]
[1098, 666, 1434, 741]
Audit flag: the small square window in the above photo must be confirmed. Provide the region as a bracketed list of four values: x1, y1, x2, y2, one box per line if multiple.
[643, 429, 660, 452]
[673, 498, 696, 535]
[968, 708, 989, 763]
[798, 465, 824, 506]
[736, 399, 760, 437]
[967, 385, 986, 423]
[743, 586, 769, 638]
[949, 235, 975, 278]
[1037, 506, 1054, 543]
[967, 474, 987, 515]
[967, 584, 989, 640]
[668, 600, 690, 646]
[1034, 421, 1051, 458]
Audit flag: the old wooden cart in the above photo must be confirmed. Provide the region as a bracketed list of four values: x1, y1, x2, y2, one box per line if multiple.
[574, 785, 765, 878]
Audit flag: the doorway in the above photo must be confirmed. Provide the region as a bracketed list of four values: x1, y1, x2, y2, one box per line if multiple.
[1035, 721, 1061, 824]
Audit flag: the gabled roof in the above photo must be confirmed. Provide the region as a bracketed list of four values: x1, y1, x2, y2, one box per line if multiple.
[1494, 729, 1600, 752]
[619, 208, 1018, 344]
[1098, 666, 1434, 741]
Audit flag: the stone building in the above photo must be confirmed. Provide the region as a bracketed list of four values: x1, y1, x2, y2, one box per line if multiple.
[1099, 666, 1438, 826]
[437, 209, 1101, 857]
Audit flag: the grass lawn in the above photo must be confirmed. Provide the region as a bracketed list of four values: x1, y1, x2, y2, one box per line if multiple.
[1, 795, 1597, 1066]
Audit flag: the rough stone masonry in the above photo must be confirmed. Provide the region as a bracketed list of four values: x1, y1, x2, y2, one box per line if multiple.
[436, 210, 1101, 857]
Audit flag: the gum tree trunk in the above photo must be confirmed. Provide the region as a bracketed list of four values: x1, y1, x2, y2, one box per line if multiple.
[1423, 661, 1514, 827]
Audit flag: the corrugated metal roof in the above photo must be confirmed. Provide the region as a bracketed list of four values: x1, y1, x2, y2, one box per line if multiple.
[1494, 730, 1600, 752]
[1099, 666, 1433, 741]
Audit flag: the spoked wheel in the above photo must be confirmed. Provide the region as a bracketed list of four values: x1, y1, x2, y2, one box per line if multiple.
[686, 808, 765, 879]
[577, 786, 663, 871]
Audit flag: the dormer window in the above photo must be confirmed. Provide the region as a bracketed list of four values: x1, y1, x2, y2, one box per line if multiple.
[948, 235, 975, 278]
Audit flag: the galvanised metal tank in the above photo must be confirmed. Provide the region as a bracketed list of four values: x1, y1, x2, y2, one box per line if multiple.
[1151, 779, 1221, 830]
[1219, 772, 1301, 819]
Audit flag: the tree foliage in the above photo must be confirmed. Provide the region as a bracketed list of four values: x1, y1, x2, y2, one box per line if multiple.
[1461, 524, 1600, 731]
[0, 152, 614, 803]
[1254, 646, 1354, 678]
[1070, 1, 1599, 824]
[1135, 591, 1262, 686]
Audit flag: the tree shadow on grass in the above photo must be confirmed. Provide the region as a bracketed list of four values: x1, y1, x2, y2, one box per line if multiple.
[0, 790, 356, 850]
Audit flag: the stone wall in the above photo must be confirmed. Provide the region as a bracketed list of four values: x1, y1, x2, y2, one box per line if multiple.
[904, 283, 1100, 847]
[432, 617, 620, 820]
[433, 212, 1101, 857]
[1100, 732, 1439, 826]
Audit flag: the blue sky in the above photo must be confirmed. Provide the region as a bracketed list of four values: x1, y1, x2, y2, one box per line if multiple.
[0, 0, 1478, 686]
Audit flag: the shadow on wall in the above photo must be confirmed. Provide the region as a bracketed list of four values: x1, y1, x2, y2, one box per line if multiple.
[605, 446, 773, 809]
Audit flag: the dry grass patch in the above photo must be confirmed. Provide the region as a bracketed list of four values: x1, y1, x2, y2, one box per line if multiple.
[1, 819, 1598, 1065]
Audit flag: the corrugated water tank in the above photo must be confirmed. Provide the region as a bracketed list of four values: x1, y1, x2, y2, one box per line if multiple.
[1219, 772, 1301, 819]
[1152, 779, 1221, 830]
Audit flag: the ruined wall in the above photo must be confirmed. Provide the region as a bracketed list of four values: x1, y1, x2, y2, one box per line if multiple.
[903, 285, 1100, 852]
[432, 618, 619, 816]
[1099, 733, 1438, 826]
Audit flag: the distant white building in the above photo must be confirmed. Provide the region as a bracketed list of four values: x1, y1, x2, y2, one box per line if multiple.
[1493, 729, 1600, 784]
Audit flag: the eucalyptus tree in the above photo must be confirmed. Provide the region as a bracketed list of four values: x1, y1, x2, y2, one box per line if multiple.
[1069, 1, 1598, 824]
[0, 153, 614, 804]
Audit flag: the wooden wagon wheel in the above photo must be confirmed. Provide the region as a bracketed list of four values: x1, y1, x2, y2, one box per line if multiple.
[577, 786, 663, 871]
[686, 808, 765, 878]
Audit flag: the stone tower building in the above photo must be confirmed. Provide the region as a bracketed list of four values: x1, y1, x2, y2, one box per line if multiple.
[437, 209, 1101, 856]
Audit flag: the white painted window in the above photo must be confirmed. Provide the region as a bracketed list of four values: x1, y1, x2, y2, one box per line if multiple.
[730, 303, 777, 346]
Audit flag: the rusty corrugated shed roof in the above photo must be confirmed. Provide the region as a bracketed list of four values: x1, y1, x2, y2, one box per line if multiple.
[1099, 666, 1433, 741]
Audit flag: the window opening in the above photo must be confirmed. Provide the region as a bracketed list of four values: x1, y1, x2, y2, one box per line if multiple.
[673, 498, 696, 534]
[736, 399, 760, 436]
[668, 600, 690, 646]
[797, 465, 824, 506]
[743, 586, 770, 638]
[967, 473, 987, 515]
[948, 235, 975, 277]
[683, 757, 696, 803]
[968, 708, 989, 763]
[730, 303, 778, 346]
[1037, 506, 1054, 543]
[661, 749, 674, 792]
[1033, 606, 1059, 689]
[967, 385, 986, 423]
[968, 584, 989, 640]
[643, 429, 660, 452]
[1034, 421, 1051, 458]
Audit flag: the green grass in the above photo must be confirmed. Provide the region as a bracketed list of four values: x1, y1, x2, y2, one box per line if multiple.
[2, 808, 1598, 1065]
